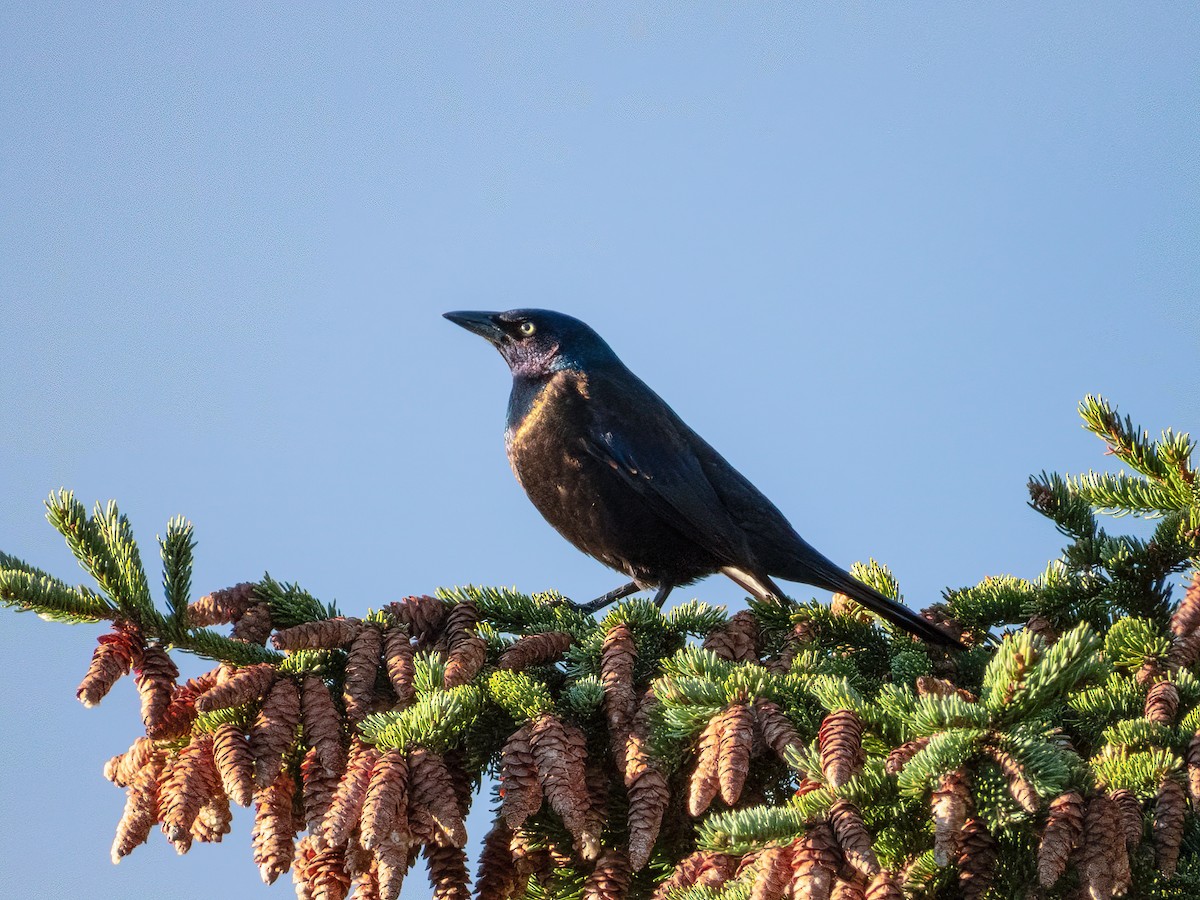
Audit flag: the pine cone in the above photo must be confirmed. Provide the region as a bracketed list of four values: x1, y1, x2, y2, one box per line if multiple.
[831, 881, 866, 900]
[931, 769, 971, 866]
[703, 610, 760, 663]
[625, 693, 669, 871]
[196, 662, 277, 712]
[188, 582, 258, 626]
[864, 870, 903, 900]
[652, 851, 739, 899]
[408, 747, 467, 848]
[252, 768, 298, 884]
[750, 844, 793, 900]
[1170, 571, 1200, 637]
[986, 745, 1039, 814]
[754, 699, 802, 762]
[884, 736, 930, 776]
[1037, 790, 1084, 887]
[384, 595, 447, 644]
[105, 736, 158, 787]
[956, 817, 997, 900]
[375, 835, 412, 900]
[77, 628, 141, 707]
[915, 676, 974, 702]
[499, 723, 543, 830]
[231, 601, 274, 644]
[360, 748, 409, 849]
[1024, 615, 1057, 643]
[149, 670, 217, 740]
[382, 626, 416, 705]
[111, 752, 165, 863]
[790, 823, 841, 900]
[828, 800, 880, 878]
[249, 676, 301, 787]
[717, 703, 755, 806]
[499, 630, 573, 671]
[602, 622, 637, 741]
[190, 792, 233, 844]
[302, 675, 347, 777]
[1109, 789, 1143, 849]
[295, 835, 352, 900]
[1076, 795, 1118, 900]
[530, 713, 598, 860]
[352, 864, 383, 900]
[272, 617, 362, 651]
[583, 847, 631, 900]
[300, 746, 340, 831]
[423, 842, 471, 900]
[688, 710, 723, 816]
[1155, 778, 1186, 876]
[444, 633, 487, 689]
[159, 732, 220, 852]
[818, 709, 864, 789]
[475, 818, 518, 900]
[134, 643, 179, 732]
[344, 622, 384, 723]
[324, 739, 378, 847]
[1145, 680, 1180, 725]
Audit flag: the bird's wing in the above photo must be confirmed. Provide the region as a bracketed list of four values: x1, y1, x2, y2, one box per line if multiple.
[579, 375, 753, 568]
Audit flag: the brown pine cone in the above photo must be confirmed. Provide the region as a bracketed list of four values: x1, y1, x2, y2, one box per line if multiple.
[324, 739, 378, 847]
[352, 864, 383, 900]
[703, 610, 760, 663]
[1024, 615, 1057, 643]
[272, 616, 362, 651]
[300, 746, 340, 830]
[249, 676, 302, 788]
[1155, 778, 1186, 876]
[985, 745, 1039, 814]
[196, 662, 277, 712]
[1037, 790, 1084, 887]
[1169, 629, 1200, 671]
[530, 713, 598, 860]
[1102, 797, 1133, 896]
[688, 710, 724, 816]
[188, 582, 258, 626]
[956, 817, 997, 900]
[602, 622, 637, 741]
[718, 703, 755, 806]
[750, 845, 793, 900]
[475, 818, 518, 900]
[1109, 789, 1143, 849]
[444, 633, 488, 689]
[295, 835, 352, 900]
[111, 752, 165, 863]
[1145, 680, 1180, 725]
[211, 722, 256, 807]
[383, 626, 416, 705]
[652, 851, 739, 899]
[190, 792, 233, 844]
[790, 823, 842, 900]
[1188, 731, 1200, 806]
[134, 643, 179, 732]
[105, 736, 159, 787]
[1076, 795, 1118, 899]
[375, 836, 412, 900]
[442, 598, 480, 644]
[915, 676, 975, 702]
[408, 747, 467, 848]
[884, 737, 930, 776]
[159, 732, 220, 852]
[499, 723, 543, 830]
[818, 709, 864, 789]
[302, 675, 347, 777]
[423, 843, 471, 900]
[384, 595, 448, 644]
[583, 847, 631, 900]
[828, 800, 880, 878]
[624, 693, 669, 871]
[1170, 571, 1200, 637]
[753, 699, 803, 762]
[864, 870, 903, 900]
[252, 767, 298, 884]
[831, 880, 866, 900]
[231, 601, 274, 644]
[499, 630, 574, 671]
[78, 628, 141, 707]
[343, 622, 384, 723]
[767, 620, 815, 674]
[931, 769, 971, 866]
[149, 670, 218, 740]
[360, 748, 409, 849]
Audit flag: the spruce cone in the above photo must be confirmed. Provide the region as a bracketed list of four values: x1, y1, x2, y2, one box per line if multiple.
[134, 643, 179, 732]
[250, 676, 302, 787]
[252, 768, 298, 884]
[750, 845, 793, 900]
[717, 703, 755, 806]
[1104, 797, 1133, 896]
[273, 617, 362, 651]
[818, 709, 864, 789]
[475, 819, 518, 900]
[149, 670, 217, 740]
[1155, 777, 1186, 876]
[111, 752, 165, 863]
[864, 870, 903, 900]
[1188, 731, 1200, 805]
[530, 713, 598, 860]
[498, 630, 573, 671]
[190, 792, 233, 844]
[77, 628, 141, 707]
[231, 601, 274, 644]
[301, 746, 340, 831]
[196, 662, 277, 712]
[915, 676, 974, 702]
[302, 675, 347, 777]
[444, 633, 487, 689]
[768, 621, 814, 674]
[361, 748, 409, 849]
[956, 817, 997, 900]
[703, 610, 760, 663]
[105, 736, 158, 787]
[791, 824, 841, 900]
[343, 622, 384, 723]
[753, 699, 803, 762]
[986, 745, 1039, 813]
[383, 626, 416, 705]
[424, 843, 471, 900]
[583, 847, 631, 900]
[296, 835, 352, 900]
[1037, 790, 1084, 887]
[1145, 680, 1180, 725]
[1170, 571, 1200, 637]
[931, 769, 971, 866]
[653, 851, 739, 899]
[625, 695, 669, 871]
[324, 739, 378, 847]
[408, 747, 467, 848]
[159, 732, 220, 852]
[828, 800, 880, 878]
[1169, 628, 1200, 671]
[831, 881, 866, 900]
[688, 710, 724, 816]
[385, 595, 448, 644]
[1109, 789, 1143, 849]
[376, 835, 412, 900]
[602, 622, 637, 741]
[188, 582, 258, 626]
[1077, 795, 1118, 900]
[211, 722, 256, 807]
[499, 723, 543, 830]
[884, 736, 930, 776]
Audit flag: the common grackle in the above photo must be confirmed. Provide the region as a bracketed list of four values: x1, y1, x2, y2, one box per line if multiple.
[444, 308, 963, 648]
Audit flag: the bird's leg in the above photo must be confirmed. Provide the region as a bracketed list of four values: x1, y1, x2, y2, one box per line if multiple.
[575, 581, 640, 614]
[652, 583, 674, 608]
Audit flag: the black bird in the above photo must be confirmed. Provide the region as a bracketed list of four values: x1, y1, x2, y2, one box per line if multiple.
[444, 308, 962, 648]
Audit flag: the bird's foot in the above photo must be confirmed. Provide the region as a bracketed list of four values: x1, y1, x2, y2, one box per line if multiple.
[574, 581, 640, 615]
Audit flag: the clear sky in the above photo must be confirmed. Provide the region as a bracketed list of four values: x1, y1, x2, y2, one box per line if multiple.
[1, 4, 1197, 898]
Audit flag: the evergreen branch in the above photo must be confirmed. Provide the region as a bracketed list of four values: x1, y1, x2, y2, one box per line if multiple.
[0, 568, 116, 623]
[945, 575, 1037, 629]
[436, 584, 595, 639]
[358, 685, 484, 752]
[896, 728, 985, 796]
[1102, 718, 1174, 752]
[172, 627, 283, 666]
[1028, 471, 1097, 539]
[92, 500, 157, 625]
[1070, 470, 1182, 517]
[413, 651, 448, 697]
[665, 599, 729, 636]
[1078, 395, 1172, 483]
[0, 551, 59, 582]
[695, 803, 810, 853]
[256, 573, 338, 628]
[1105, 617, 1171, 671]
[44, 490, 128, 612]
[849, 558, 901, 601]
[1090, 746, 1180, 799]
[159, 515, 195, 631]
[907, 693, 991, 735]
[486, 669, 555, 721]
[562, 674, 604, 719]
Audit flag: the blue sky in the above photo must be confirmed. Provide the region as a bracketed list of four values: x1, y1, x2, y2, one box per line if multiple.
[1, 5, 1197, 898]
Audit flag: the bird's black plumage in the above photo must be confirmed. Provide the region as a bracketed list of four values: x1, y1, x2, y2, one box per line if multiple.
[444, 308, 963, 648]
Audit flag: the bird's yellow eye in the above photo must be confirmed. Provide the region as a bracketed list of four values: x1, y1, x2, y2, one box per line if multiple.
[519, 321, 536, 336]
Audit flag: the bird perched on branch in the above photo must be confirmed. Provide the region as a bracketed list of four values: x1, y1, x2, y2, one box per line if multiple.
[444, 308, 962, 648]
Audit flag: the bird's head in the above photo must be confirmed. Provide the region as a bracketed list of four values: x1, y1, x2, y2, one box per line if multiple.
[443, 308, 618, 378]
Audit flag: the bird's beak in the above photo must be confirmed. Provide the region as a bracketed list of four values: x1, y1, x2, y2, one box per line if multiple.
[443, 310, 506, 345]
